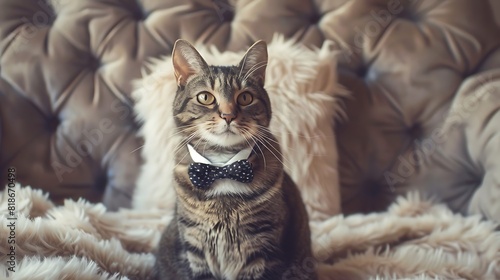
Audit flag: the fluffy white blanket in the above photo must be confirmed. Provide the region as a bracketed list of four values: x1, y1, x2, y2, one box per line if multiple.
[1, 185, 498, 280]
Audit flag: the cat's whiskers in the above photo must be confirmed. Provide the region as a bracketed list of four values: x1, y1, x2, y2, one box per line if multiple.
[240, 127, 266, 170]
[173, 138, 190, 156]
[201, 139, 209, 155]
[237, 127, 255, 148]
[165, 125, 200, 150]
[173, 132, 203, 170]
[128, 125, 197, 155]
[255, 125, 327, 156]
[172, 130, 196, 153]
[167, 124, 199, 139]
[255, 131, 287, 155]
[173, 130, 198, 157]
[254, 132, 291, 171]
[192, 134, 205, 153]
[129, 145, 145, 155]
[256, 124, 322, 140]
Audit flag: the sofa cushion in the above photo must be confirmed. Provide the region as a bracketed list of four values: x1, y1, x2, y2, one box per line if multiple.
[415, 69, 500, 221]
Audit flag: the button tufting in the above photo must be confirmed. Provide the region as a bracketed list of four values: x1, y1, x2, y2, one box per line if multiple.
[88, 56, 101, 72]
[408, 123, 422, 140]
[120, 0, 146, 21]
[399, 9, 419, 22]
[130, 7, 145, 21]
[366, 180, 383, 196]
[309, 13, 322, 25]
[46, 116, 60, 132]
[30, 0, 57, 27]
[396, 1, 420, 22]
[212, 0, 235, 22]
[94, 173, 108, 192]
[358, 67, 368, 79]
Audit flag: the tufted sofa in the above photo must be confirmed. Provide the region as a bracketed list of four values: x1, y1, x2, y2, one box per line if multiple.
[1, 0, 500, 220]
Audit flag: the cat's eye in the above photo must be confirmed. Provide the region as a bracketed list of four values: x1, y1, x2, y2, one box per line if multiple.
[196, 92, 215, 105]
[237, 92, 253, 106]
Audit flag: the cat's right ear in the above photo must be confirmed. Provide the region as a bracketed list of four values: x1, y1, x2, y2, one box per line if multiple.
[172, 39, 209, 87]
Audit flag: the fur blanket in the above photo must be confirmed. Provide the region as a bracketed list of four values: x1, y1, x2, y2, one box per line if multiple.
[1, 185, 499, 280]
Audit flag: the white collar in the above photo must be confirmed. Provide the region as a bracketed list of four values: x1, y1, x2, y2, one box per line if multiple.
[187, 144, 253, 167]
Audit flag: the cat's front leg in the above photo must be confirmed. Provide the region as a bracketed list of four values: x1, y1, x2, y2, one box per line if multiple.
[237, 258, 287, 280]
[186, 251, 218, 280]
[280, 259, 318, 280]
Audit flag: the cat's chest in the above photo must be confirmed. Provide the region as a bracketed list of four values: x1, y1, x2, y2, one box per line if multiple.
[202, 215, 249, 279]
[185, 212, 253, 279]
[206, 179, 254, 197]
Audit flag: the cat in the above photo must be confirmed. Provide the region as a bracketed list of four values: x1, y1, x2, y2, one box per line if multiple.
[154, 39, 317, 280]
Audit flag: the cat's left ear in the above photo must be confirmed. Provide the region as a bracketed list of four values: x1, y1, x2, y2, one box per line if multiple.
[238, 40, 268, 87]
[172, 39, 209, 87]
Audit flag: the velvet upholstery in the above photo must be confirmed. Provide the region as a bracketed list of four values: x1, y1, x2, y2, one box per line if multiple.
[1, 0, 500, 219]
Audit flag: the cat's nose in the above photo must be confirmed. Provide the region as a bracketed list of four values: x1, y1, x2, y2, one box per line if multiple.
[220, 112, 236, 124]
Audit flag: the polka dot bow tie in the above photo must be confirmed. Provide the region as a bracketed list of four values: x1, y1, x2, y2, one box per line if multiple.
[188, 160, 254, 189]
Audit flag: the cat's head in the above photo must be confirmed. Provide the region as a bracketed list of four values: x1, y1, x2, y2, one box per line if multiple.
[171, 39, 271, 150]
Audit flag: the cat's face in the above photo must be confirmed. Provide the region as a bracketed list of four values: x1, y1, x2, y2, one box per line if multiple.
[172, 40, 271, 150]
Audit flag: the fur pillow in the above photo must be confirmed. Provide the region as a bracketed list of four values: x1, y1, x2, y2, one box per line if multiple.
[132, 36, 347, 221]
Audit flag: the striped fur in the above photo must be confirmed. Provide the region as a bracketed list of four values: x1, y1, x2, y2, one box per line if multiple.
[154, 40, 316, 280]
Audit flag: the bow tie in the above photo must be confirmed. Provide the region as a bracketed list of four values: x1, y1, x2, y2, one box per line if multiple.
[188, 160, 254, 189]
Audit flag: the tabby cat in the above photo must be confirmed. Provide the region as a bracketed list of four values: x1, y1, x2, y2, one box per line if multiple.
[154, 39, 317, 280]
